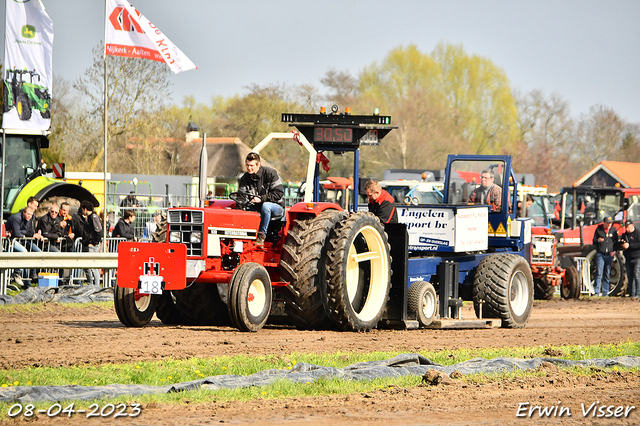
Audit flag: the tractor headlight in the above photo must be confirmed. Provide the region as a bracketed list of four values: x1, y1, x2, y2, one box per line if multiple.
[190, 231, 202, 243]
[169, 231, 181, 243]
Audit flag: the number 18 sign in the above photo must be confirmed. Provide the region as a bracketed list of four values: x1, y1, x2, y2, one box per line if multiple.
[139, 275, 164, 295]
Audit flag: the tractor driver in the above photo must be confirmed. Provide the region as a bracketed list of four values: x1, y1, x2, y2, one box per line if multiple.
[238, 152, 284, 246]
[467, 169, 502, 212]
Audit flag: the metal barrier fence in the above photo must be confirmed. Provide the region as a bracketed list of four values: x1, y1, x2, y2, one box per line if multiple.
[1, 236, 126, 293]
[108, 207, 167, 242]
[574, 257, 594, 296]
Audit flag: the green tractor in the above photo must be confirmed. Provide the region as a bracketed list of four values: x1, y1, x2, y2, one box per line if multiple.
[3, 68, 51, 121]
[2, 130, 98, 220]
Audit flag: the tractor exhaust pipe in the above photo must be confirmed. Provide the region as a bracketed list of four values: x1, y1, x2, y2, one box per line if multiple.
[199, 133, 208, 208]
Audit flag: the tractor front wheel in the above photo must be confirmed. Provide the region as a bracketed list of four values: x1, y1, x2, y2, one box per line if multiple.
[228, 263, 272, 332]
[325, 212, 392, 331]
[473, 254, 534, 329]
[561, 265, 580, 299]
[114, 286, 157, 327]
[534, 278, 555, 300]
[16, 94, 32, 121]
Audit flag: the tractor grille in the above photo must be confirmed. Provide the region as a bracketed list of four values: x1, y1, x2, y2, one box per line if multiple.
[168, 209, 204, 257]
[531, 234, 555, 265]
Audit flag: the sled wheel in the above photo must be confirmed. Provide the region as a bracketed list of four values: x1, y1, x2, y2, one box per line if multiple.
[408, 281, 437, 327]
[561, 265, 580, 299]
[586, 249, 627, 296]
[16, 94, 32, 121]
[534, 278, 555, 300]
[280, 210, 346, 329]
[229, 263, 272, 332]
[114, 286, 157, 327]
[473, 253, 534, 329]
[326, 212, 392, 331]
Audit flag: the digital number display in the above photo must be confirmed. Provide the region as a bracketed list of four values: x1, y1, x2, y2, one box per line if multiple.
[314, 127, 353, 143]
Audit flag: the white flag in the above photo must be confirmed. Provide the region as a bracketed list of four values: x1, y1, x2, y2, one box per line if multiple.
[2, 0, 53, 130]
[105, 0, 197, 74]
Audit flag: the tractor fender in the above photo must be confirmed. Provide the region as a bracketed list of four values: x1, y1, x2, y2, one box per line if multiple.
[10, 176, 99, 214]
[286, 201, 343, 225]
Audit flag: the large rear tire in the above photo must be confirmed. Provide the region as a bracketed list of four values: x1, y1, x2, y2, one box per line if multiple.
[586, 249, 627, 296]
[325, 212, 392, 331]
[280, 210, 346, 329]
[172, 282, 231, 326]
[114, 286, 157, 327]
[228, 263, 272, 332]
[473, 253, 534, 329]
[561, 265, 580, 299]
[408, 281, 437, 327]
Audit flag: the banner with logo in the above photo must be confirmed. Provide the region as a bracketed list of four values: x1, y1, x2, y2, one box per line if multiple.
[105, 0, 197, 74]
[2, 0, 53, 130]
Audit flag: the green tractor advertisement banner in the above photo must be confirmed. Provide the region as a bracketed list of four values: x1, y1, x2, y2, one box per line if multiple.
[3, 68, 51, 121]
[2, 0, 53, 131]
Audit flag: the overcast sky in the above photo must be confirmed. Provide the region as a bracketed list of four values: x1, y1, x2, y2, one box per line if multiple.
[3, 0, 639, 123]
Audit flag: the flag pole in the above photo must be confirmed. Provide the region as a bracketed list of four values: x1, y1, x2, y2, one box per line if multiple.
[102, 0, 109, 253]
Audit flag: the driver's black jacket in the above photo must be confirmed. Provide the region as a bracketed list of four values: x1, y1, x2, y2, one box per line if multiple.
[238, 165, 285, 208]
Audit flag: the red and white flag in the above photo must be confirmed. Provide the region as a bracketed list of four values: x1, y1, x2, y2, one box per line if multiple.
[105, 0, 197, 74]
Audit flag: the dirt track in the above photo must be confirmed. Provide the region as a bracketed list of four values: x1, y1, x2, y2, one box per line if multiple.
[1, 297, 639, 425]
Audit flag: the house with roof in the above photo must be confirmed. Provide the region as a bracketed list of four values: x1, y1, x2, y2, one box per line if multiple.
[574, 161, 640, 188]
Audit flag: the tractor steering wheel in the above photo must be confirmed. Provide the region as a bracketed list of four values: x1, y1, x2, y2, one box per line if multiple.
[229, 191, 262, 210]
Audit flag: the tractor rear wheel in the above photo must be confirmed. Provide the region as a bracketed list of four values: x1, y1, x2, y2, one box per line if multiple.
[228, 263, 272, 332]
[408, 281, 437, 327]
[16, 94, 32, 121]
[114, 286, 157, 327]
[325, 212, 392, 331]
[561, 265, 580, 299]
[534, 278, 555, 300]
[154, 291, 182, 325]
[473, 253, 533, 328]
[280, 210, 346, 330]
[172, 282, 231, 326]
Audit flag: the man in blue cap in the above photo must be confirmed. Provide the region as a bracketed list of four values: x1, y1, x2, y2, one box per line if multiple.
[592, 216, 619, 296]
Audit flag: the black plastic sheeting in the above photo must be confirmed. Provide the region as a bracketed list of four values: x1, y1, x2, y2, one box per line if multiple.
[0, 285, 113, 305]
[1, 354, 639, 403]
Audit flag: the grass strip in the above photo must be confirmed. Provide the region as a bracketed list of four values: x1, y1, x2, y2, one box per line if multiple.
[0, 340, 638, 417]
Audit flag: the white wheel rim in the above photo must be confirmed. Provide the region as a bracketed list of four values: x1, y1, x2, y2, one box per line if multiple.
[247, 278, 267, 317]
[422, 290, 436, 319]
[346, 225, 389, 322]
[509, 270, 528, 317]
[135, 295, 151, 311]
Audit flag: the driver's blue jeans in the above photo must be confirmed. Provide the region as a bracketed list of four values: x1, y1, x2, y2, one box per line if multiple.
[253, 202, 283, 234]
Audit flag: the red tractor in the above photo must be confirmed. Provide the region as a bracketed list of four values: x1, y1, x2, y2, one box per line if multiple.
[554, 186, 640, 296]
[115, 109, 396, 331]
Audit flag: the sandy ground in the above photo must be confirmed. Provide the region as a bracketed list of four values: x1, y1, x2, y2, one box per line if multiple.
[1, 297, 639, 425]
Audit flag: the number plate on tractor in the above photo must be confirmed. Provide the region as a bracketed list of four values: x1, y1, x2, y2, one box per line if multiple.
[139, 275, 165, 294]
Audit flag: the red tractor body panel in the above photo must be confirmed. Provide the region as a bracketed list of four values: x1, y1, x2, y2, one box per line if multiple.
[117, 242, 187, 290]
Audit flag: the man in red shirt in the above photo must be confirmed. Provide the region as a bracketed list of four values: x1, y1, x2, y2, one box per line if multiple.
[365, 180, 398, 224]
